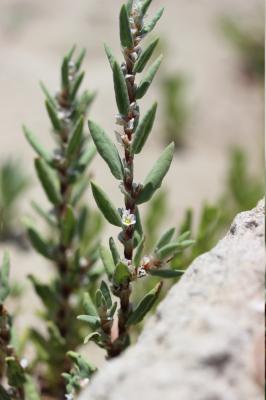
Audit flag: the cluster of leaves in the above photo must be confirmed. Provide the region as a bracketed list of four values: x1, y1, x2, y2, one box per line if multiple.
[22, 47, 103, 398]
[0, 253, 40, 399]
[220, 16, 264, 82]
[73, 0, 194, 373]
[0, 160, 29, 247]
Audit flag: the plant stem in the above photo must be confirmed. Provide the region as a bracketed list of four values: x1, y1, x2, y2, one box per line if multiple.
[109, 5, 142, 358]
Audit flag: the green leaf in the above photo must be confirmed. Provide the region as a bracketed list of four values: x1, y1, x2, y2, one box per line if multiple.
[39, 81, 56, 107]
[113, 61, 130, 115]
[91, 182, 121, 227]
[141, 0, 153, 16]
[34, 158, 61, 205]
[23, 126, 53, 165]
[77, 315, 100, 329]
[100, 281, 112, 309]
[0, 252, 10, 303]
[120, 4, 134, 48]
[70, 71, 85, 100]
[155, 227, 176, 250]
[77, 142, 97, 172]
[75, 48, 86, 71]
[133, 38, 159, 73]
[133, 236, 145, 266]
[127, 282, 162, 325]
[113, 261, 130, 286]
[78, 90, 96, 115]
[31, 201, 57, 227]
[109, 237, 121, 265]
[67, 351, 96, 378]
[148, 269, 184, 278]
[45, 100, 61, 132]
[136, 55, 163, 99]
[104, 43, 117, 70]
[28, 275, 57, 309]
[88, 120, 123, 179]
[179, 209, 193, 235]
[99, 245, 116, 279]
[141, 7, 164, 35]
[126, 0, 133, 13]
[156, 240, 195, 260]
[6, 357, 26, 388]
[132, 102, 157, 154]
[62, 205, 76, 246]
[66, 116, 84, 159]
[84, 332, 101, 345]
[24, 219, 53, 259]
[67, 45, 76, 60]
[61, 56, 69, 91]
[108, 301, 118, 318]
[83, 292, 98, 317]
[137, 142, 175, 204]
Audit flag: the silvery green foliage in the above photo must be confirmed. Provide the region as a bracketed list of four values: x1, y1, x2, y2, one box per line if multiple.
[84, 0, 194, 361]
[23, 47, 101, 397]
[0, 253, 40, 400]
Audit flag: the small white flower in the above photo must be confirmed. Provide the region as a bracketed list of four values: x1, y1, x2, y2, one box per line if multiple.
[126, 118, 135, 131]
[122, 210, 136, 226]
[80, 378, 90, 388]
[142, 256, 151, 267]
[65, 394, 74, 400]
[20, 358, 28, 369]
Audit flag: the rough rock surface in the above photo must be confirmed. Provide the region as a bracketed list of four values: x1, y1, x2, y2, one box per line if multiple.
[79, 201, 265, 400]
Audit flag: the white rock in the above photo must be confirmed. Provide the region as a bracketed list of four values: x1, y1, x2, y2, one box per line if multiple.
[79, 201, 265, 400]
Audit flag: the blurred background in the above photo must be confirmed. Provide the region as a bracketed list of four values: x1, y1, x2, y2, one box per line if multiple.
[0, 0, 264, 364]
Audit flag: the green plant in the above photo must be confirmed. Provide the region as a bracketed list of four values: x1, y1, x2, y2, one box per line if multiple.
[78, 0, 194, 367]
[0, 159, 29, 247]
[23, 47, 101, 398]
[161, 73, 189, 149]
[220, 16, 264, 82]
[0, 253, 40, 399]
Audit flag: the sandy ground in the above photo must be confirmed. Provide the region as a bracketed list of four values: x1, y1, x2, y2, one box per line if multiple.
[0, 0, 264, 365]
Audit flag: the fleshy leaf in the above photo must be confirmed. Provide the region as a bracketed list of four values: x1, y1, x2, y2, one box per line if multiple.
[62, 205, 76, 246]
[91, 181, 121, 227]
[133, 38, 159, 73]
[133, 236, 145, 266]
[24, 219, 53, 259]
[84, 332, 101, 345]
[34, 158, 61, 205]
[141, 0, 153, 16]
[132, 102, 157, 154]
[127, 282, 162, 325]
[113, 62, 130, 115]
[109, 237, 121, 265]
[155, 239, 195, 260]
[113, 262, 131, 286]
[100, 281, 112, 309]
[104, 44, 117, 70]
[77, 315, 100, 329]
[83, 292, 98, 317]
[137, 142, 175, 204]
[148, 269, 184, 278]
[155, 227, 176, 250]
[120, 4, 134, 48]
[45, 100, 61, 132]
[23, 126, 53, 164]
[88, 120, 123, 179]
[99, 245, 116, 279]
[136, 55, 163, 99]
[66, 116, 84, 159]
[141, 7, 164, 35]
